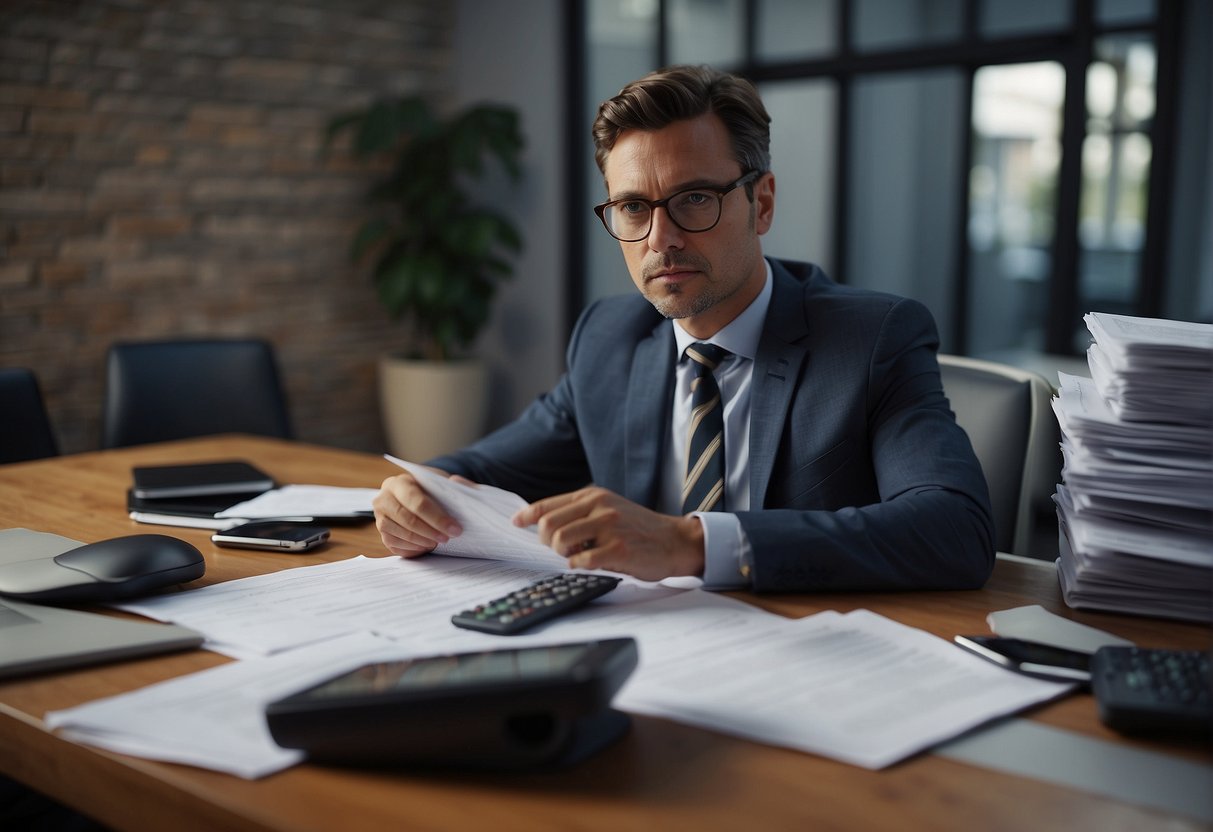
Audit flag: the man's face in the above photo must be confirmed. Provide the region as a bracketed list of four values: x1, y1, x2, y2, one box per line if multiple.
[601, 112, 775, 339]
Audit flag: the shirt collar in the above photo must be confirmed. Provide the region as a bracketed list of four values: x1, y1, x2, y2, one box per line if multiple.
[673, 258, 772, 362]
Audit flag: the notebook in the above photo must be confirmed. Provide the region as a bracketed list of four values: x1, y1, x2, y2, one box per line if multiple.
[130, 460, 274, 499]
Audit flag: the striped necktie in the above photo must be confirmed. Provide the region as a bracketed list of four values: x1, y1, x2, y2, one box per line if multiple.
[682, 342, 729, 514]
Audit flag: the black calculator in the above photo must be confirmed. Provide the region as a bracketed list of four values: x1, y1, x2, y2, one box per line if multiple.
[1090, 646, 1211, 736]
[452, 573, 622, 635]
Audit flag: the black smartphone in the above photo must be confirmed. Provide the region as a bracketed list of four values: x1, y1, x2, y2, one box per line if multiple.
[211, 521, 330, 552]
[953, 635, 1092, 683]
[265, 638, 639, 768]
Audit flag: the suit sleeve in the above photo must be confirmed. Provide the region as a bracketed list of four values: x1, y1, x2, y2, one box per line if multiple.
[736, 299, 996, 592]
[425, 311, 597, 503]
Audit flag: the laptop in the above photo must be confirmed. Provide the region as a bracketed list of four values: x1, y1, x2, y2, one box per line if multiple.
[0, 528, 203, 680]
[0, 598, 203, 680]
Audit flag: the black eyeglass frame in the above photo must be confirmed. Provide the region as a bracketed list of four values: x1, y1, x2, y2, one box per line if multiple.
[593, 170, 763, 242]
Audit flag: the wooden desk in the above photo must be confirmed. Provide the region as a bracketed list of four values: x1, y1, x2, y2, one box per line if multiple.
[1, 436, 1208, 831]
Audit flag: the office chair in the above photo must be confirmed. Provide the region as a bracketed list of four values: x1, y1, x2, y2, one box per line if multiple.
[0, 368, 60, 464]
[101, 338, 293, 449]
[937, 354, 1060, 558]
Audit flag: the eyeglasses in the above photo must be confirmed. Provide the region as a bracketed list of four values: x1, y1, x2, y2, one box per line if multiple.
[594, 170, 761, 242]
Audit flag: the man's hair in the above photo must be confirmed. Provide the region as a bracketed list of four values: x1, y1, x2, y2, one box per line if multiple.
[592, 65, 772, 176]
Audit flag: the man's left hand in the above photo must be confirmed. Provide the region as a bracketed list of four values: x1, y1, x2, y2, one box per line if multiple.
[512, 487, 704, 581]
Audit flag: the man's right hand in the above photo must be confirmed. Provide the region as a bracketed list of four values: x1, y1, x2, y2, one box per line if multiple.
[372, 468, 463, 557]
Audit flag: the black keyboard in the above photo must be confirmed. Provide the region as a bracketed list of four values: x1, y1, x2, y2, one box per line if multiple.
[1090, 646, 1212, 736]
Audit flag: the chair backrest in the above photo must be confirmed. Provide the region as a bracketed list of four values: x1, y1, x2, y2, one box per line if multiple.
[937, 354, 1059, 557]
[101, 339, 293, 449]
[0, 367, 60, 464]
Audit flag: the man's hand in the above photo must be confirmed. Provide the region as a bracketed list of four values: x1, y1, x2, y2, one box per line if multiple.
[512, 487, 705, 581]
[373, 468, 463, 557]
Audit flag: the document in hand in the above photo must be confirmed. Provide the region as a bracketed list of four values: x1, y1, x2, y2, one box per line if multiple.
[384, 455, 569, 570]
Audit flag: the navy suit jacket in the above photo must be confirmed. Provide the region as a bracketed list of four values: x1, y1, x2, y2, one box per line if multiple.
[432, 258, 995, 592]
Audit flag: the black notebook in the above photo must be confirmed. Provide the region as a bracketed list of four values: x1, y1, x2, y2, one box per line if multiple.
[127, 489, 254, 518]
[130, 460, 275, 499]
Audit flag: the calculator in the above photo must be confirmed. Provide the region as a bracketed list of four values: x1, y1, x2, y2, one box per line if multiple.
[452, 573, 622, 635]
[1090, 646, 1211, 736]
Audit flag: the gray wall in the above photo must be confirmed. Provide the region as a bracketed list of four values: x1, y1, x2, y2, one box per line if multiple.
[454, 0, 567, 428]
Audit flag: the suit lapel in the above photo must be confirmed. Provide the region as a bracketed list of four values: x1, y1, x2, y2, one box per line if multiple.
[750, 262, 812, 508]
[624, 323, 675, 505]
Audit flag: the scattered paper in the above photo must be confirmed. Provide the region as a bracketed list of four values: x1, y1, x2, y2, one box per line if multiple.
[45, 632, 403, 779]
[617, 608, 1074, 770]
[115, 555, 679, 659]
[91, 555, 1076, 775]
[216, 485, 378, 519]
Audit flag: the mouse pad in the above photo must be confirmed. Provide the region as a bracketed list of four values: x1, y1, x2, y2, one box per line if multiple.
[0, 528, 90, 594]
[0, 528, 83, 564]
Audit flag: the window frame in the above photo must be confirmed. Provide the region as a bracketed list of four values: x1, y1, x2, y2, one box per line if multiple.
[567, 0, 1183, 357]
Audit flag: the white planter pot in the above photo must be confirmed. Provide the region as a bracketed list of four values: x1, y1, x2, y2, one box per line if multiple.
[378, 355, 489, 462]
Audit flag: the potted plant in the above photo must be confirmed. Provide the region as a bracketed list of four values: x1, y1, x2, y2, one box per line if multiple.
[325, 96, 524, 460]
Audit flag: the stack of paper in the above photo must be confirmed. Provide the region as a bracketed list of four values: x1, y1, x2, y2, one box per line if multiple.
[1051, 313, 1213, 622]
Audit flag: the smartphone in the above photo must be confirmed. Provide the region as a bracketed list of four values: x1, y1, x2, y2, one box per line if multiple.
[265, 638, 639, 768]
[211, 521, 330, 552]
[953, 635, 1092, 683]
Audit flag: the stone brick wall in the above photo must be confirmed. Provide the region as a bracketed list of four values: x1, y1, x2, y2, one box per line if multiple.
[1, 0, 455, 454]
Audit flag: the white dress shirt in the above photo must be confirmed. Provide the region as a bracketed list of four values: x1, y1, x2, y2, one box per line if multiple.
[660, 260, 772, 588]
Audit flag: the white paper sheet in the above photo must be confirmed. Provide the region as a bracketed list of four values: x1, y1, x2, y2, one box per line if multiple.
[215, 484, 379, 519]
[383, 455, 569, 569]
[44, 632, 404, 779]
[115, 555, 681, 658]
[614, 607, 1074, 769]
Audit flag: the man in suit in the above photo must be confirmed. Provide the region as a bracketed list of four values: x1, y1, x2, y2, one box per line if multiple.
[373, 65, 994, 592]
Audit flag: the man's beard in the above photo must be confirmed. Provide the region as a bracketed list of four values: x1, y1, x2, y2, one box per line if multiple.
[642, 254, 740, 320]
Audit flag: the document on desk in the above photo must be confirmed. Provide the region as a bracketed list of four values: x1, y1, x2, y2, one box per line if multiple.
[384, 455, 570, 569]
[45, 631, 403, 779]
[610, 608, 1075, 769]
[215, 484, 379, 519]
[99, 555, 1074, 774]
[115, 554, 680, 658]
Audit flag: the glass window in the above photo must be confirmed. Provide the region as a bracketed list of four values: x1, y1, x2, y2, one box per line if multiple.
[965, 62, 1065, 360]
[759, 80, 837, 274]
[980, 0, 1072, 38]
[848, 70, 966, 348]
[668, 0, 746, 68]
[1077, 35, 1156, 343]
[1096, 0, 1156, 27]
[756, 0, 837, 62]
[852, 0, 964, 53]
[585, 0, 659, 304]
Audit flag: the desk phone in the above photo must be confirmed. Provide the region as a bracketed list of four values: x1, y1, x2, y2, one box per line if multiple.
[265, 638, 638, 770]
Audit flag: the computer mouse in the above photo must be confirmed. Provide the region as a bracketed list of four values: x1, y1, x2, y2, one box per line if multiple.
[0, 534, 205, 604]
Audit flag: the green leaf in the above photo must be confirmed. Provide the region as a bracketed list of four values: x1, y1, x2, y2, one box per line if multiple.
[374, 257, 417, 318]
[328, 94, 526, 358]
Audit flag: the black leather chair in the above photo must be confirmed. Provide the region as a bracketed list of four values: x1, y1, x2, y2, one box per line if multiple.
[0, 368, 59, 464]
[938, 355, 1060, 558]
[101, 339, 293, 449]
